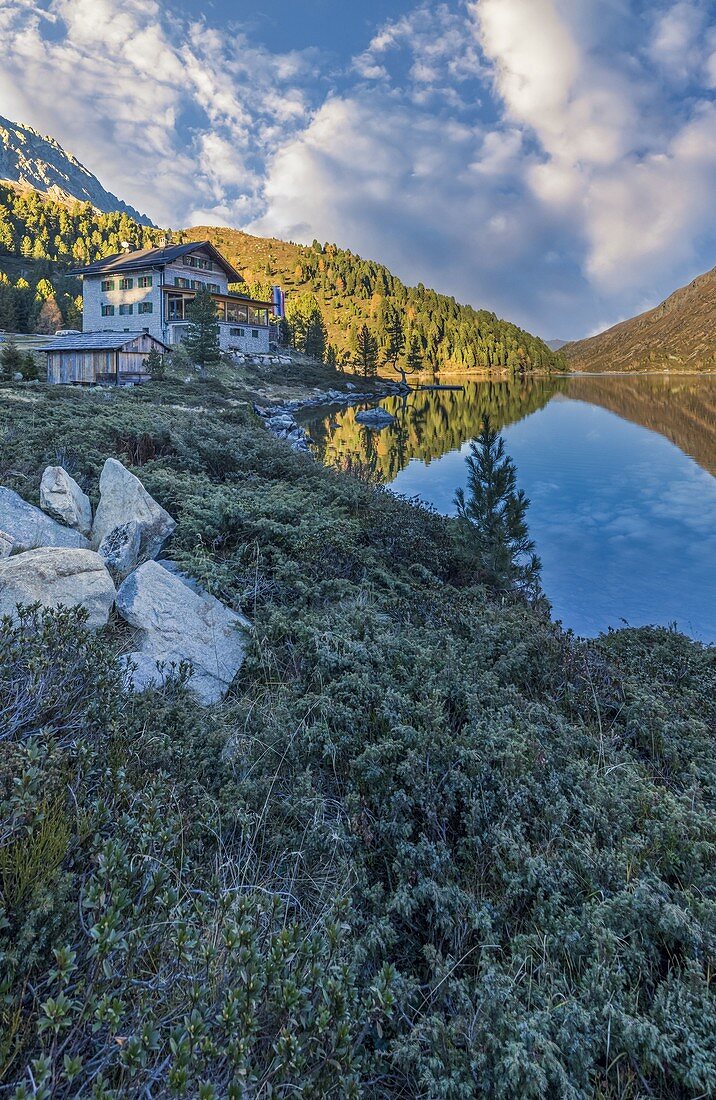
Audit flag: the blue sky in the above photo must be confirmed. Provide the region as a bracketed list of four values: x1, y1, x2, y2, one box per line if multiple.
[2, 0, 716, 340]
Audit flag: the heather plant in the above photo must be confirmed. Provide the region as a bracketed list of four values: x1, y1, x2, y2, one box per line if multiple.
[0, 382, 714, 1098]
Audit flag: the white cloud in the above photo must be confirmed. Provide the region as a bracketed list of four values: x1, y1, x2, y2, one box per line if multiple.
[4, 0, 716, 337]
[0, 0, 316, 226]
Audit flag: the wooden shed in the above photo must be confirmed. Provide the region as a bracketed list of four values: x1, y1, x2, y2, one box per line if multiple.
[43, 332, 169, 385]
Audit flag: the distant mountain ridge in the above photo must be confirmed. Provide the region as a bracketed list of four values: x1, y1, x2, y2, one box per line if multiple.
[564, 267, 716, 372]
[0, 116, 153, 226]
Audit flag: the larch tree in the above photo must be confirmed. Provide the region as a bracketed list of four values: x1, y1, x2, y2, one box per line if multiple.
[34, 296, 63, 335]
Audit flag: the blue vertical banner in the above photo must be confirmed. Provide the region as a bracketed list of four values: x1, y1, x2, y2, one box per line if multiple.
[272, 286, 285, 319]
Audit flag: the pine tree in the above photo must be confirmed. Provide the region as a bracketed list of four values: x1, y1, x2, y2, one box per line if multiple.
[384, 306, 405, 373]
[454, 417, 541, 599]
[355, 325, 379, 378]
[326, 344, 338, 370]
[398, 333, 423, 386]
[183, 287, 221, 370]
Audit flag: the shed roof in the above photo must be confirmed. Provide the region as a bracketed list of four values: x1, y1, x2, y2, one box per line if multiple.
[67, 240, 242, 282]
[42, 332, 170, 353]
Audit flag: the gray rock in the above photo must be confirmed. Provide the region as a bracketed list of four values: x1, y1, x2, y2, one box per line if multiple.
[116, 560, 249, 705]
[0, 487, 90, 552]
[355, 407, 397, 430]
[0, 547, 116, 628]
[268, 415, 295, 430]
[0, 531, 14, 558]
[98, 520, 141, 580]
[40, 466, 93, 536]
[92, 458, 176, 564]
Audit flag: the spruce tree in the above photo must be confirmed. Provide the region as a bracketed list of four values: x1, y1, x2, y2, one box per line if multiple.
[305, 308, 327, 362]
[144, 345, 165, 381]
[355, 325, 378, 378]
[183, 287, 221, 370]
[455, 417, 541, 599]
[0, 337, 23, 378]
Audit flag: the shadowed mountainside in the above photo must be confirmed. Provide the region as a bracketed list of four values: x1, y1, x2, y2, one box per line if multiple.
[564, 266, 716, 372]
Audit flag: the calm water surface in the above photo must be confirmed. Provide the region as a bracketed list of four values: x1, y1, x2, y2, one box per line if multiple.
[303, 374, 716, 642]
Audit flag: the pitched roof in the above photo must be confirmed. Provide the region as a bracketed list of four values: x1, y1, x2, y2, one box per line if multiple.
[42, 332, 170, 353]
[67, 240, 242, 282]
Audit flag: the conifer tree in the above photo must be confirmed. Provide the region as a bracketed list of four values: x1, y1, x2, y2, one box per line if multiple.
[144, 345, 165, 381]
[305, 308, 327, 362]
[0, 337, 23, 378]
[384, 306, 405, 373]
[355, 324, 378, 378]
[455, 417, 541, 599]
[394, 332, 423, 386]
[183, 287, 221, 371]
[35, 296, 63, 335]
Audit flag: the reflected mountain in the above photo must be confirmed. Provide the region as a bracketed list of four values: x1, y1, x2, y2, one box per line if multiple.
[301, 374, 716, 482]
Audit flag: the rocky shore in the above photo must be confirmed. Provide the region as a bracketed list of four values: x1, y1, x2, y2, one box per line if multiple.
[253, 379, 407, 453]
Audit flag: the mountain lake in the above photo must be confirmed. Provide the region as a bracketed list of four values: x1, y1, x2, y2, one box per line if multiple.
[300, 373, 716, 642]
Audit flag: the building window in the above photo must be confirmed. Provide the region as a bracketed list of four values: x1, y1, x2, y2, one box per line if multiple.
[119, 304, 134, 316]
[118, 277, 133, 290]
[167, 294, 185, 321]
[101, 304, 115, 317]
[186, 256, 212, 270]
[138, 302, 153, 314]
[252, 329, 259, 339]
[174, 277, 191, 288]
[230, 327, 245, 337]
[209, 283, 221, 293]
[137, 275, 153, 288]
[101, 279, 115, 291]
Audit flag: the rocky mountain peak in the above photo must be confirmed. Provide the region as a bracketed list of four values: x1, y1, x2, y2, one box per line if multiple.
[0, 115, 153, 225]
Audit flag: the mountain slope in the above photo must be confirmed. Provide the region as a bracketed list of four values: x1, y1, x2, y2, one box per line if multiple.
[182, 225, 562, 373]
[564, 267, 716, 372]
[0, 183, 563, 372]
[0, 116, 153, 225]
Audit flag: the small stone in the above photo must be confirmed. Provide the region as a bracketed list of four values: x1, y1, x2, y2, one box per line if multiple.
[355, 407, 397, 430]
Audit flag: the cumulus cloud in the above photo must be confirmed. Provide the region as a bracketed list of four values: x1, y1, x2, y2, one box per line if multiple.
[4, 0, 716, 337]
[0, 0, 316, 226]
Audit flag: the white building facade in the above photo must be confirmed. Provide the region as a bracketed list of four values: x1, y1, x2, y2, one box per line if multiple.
[73, 241, 273, 355]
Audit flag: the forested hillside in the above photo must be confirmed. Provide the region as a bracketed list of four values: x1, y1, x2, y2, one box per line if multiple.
[183, 226, 561, 373]
[0, 183, 563, 373]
